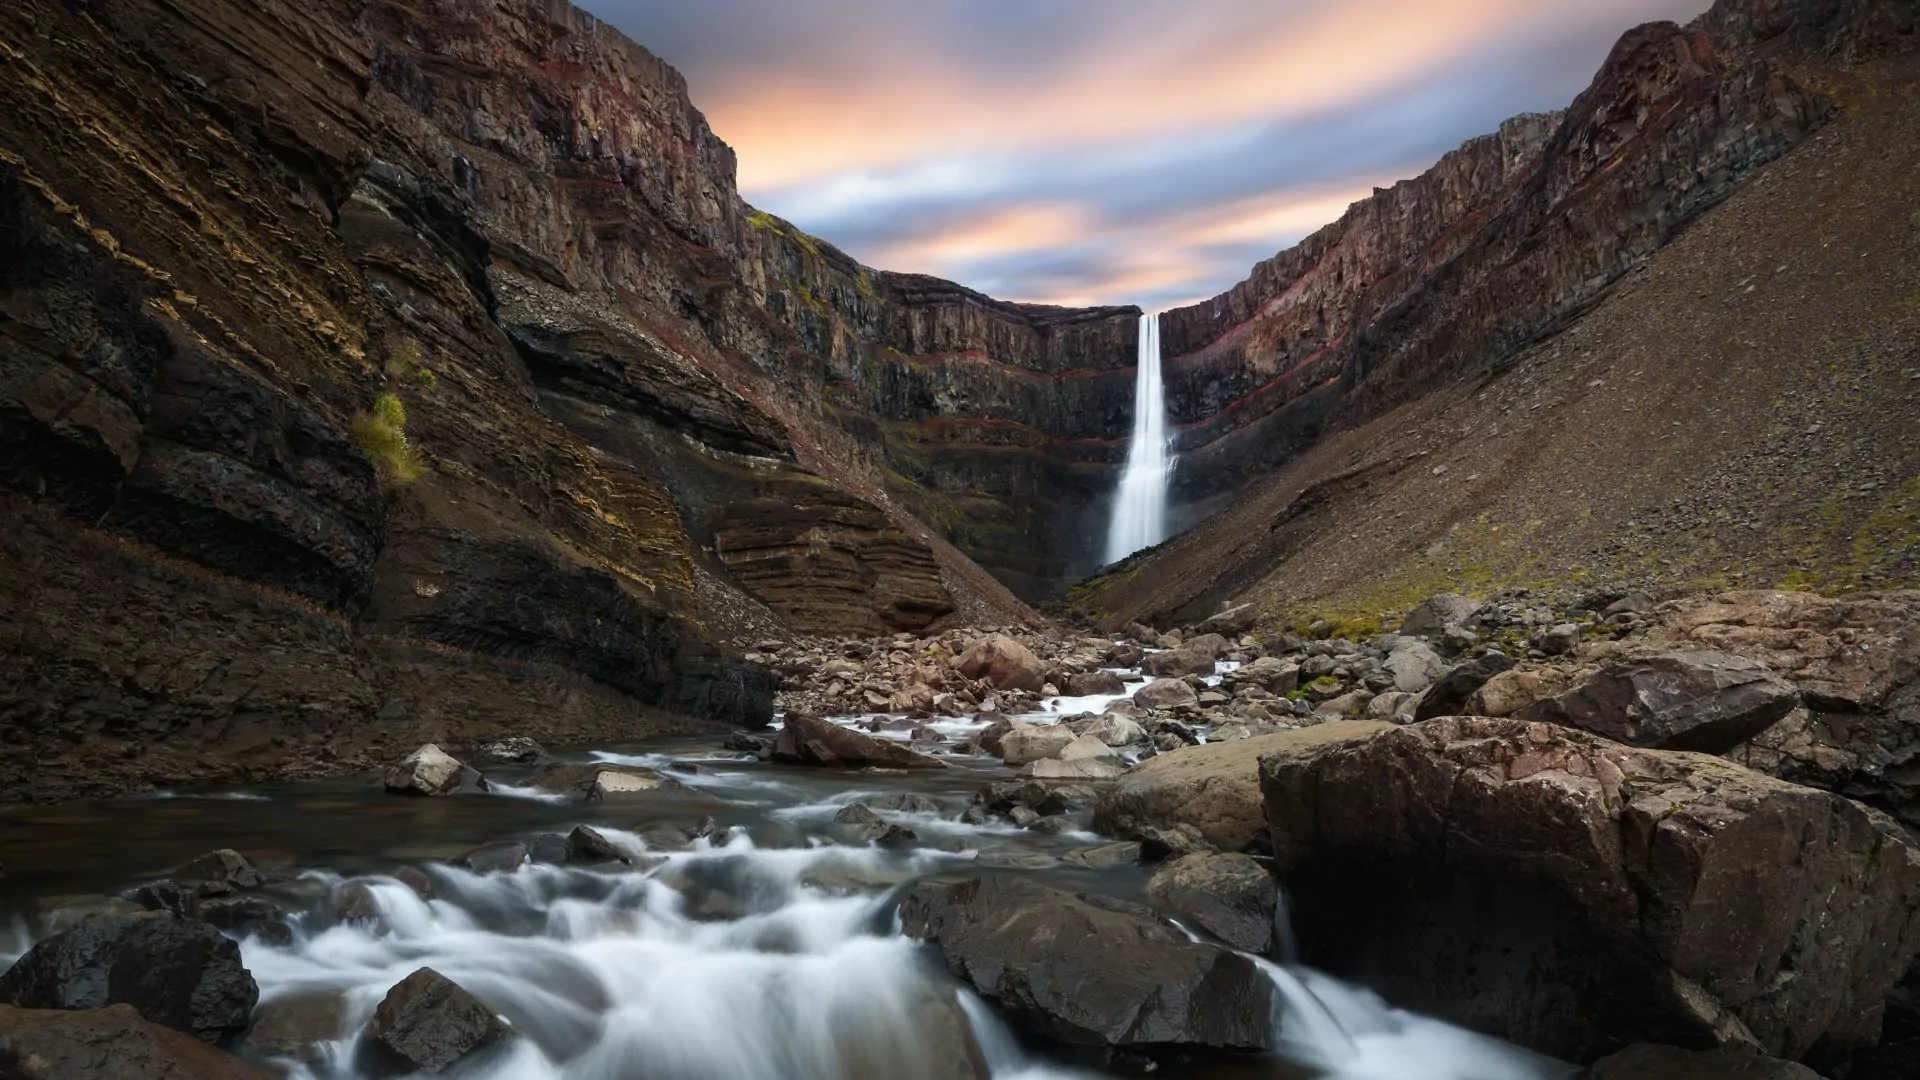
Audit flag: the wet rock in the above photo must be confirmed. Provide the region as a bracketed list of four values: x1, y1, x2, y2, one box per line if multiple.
[1059, 734, 1121, 763]
[1146, 852, 1277, 954]
[1413, 651, 1517, 721]
[1586, 1043, 1819, 1079]
[1260, 716, 1920, 1062]
[471, 737, 548, 766]
[1024, 759, 1125, 781]
[831, 804, 919, 847]
[1105, 644, 1146, 668]
[359, 967, 505, 1078]
[1133, 679, 1198, 710]
[976, 719, 1014, 756]
[1514, 650, 1799, 753]
[0, 1003, 273, 1079]
[1028, 815, 1077, 835]
[954, 634, 1045, 693]
[238, 989, 349, 1066]
[1063, 842, 1143, 870]
[724, 732, 771, 754]
[1401, 594, 1482, 638]
[1094, 722, 1391, 855]
[977, 781, 1070, 818]
[188, 895, 284, 936]
[174, 850, 265, 894]
[393, 867, 433, 900]
[771, 712, 950, 770]
[451, 842, 526, 875]
[38, 896, 147, 934]
[898, 875, 1276, 1057]
[0, 912, 258, 1043]
[1000, 723, 1076, 766]
[383, 744, 487, 797]
[590, 769, 705, 803]
[566, 826, 626, 865]
[526, 833, 570, 865]
[1086, 714, 1146, 747]
[1061, 671, 1127, 696]
[333, 881, 383, 923]
[864, 792, 943, 815]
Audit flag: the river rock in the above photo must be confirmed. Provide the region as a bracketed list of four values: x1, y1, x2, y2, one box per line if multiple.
[1413, 652, 1517, 721]
[173, 850, 265, 894]
[897, 875, 1276, 1058]
[1514, 650, 1799, 753]
[1133, 679, 1198, 710]
[1141, 634, 1229, 678]
[1259, 716, 1920, 1062]
[452, 842, 527, 875]
[1223, 656, 1300, 694]
[1058, 733, 1121, 763]
[1585, 1043, 1820, 1079]
[359, 968, 505, 1078]
[1145, 852, 1278, 954]
[383, 744, 486, 797]
[566, 825, 627, 864]
[1094, 722, 1392, 855]
[771, 712, 950, 769]
[954, 634, 1045, 693]
[831, 804, 918, 847]
[1024, 758, 1125, 780]
[1199, 604, 1258, 637]
[0, 1003, 272, 1080]
[1086, 714, 1146, 747]
[999, 723, 1076, 767]
[238, 989, 349, 1066]
[1061, 671, 1127, 696]
[0, 912, 258, 1043]
[1401, 593, 1482, 638]
[471, 737, 547, 766]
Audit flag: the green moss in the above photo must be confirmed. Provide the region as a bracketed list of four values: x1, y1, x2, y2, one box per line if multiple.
[349, 393, 422, 487]
[413, 367, 437, 390]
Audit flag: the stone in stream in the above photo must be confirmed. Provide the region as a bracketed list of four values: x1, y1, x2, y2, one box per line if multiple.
[1093, 722, 1392, 856]
[566, 825, 628, 864]
[1145, 852, 1278, 955]
[999, 723, 1076, 766]
[0, 1003, 273, 1080]
[527, 833, 571, 865]
[897, 875, 1276, 1059]
[238, 989, 350, 1067]
[525, 762, 717, 804]
[1062, 842, 1143, 869]
[1086, 714, 1146, 747]
[1141, 634, 1229, 678]
[953, 633, 1046, 693]
[0, 912, 258, 1043]
[383, 744, 488, 797]
[471, 737, 548, 766]
[831, 804, 919, 847]
[1132, 679, 1197, 710]
[173, 849, 265, 894]
[358, 967, 505, 1078]
[1513, 649, 1799, 752]
[1585, 1043, 1819, 1079]
[1061, 670, 1127, 696]
[1260, 716, 1920, 1063]
[1023, 759, 1124, 780]
[451, 842, 527, 874]
[770, 712, 950, 769]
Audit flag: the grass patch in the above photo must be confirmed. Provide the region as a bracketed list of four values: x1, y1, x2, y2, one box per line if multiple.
[349, 393, 422, 487]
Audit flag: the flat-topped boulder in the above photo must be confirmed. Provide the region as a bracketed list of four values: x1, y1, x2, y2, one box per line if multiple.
[1260, 716, 1920, 1063]
[1092, 722, 1391, 855]
[1514, 649, 1798, 753]
[771, 712, 950, 769]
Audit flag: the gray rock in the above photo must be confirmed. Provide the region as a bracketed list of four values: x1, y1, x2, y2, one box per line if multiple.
[1382, 640, 1447, 693]
[1146, 852, 1278, 954]
[1133, 679, 1198, 710]
[1541, 623, 1582, 655]
[0, 1003, 274, 1080]
[358, 968, 504, 1078]
[1401, 594, 1482, 638]
[0, 912, 258, 1043]
[383, 744, 486, 797]
[1515, 650, 1799, 753]
[1000, 724, 1076, 766]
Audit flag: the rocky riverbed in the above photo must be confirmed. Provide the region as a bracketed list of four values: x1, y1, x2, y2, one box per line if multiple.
[2, 586, 1918, 1079]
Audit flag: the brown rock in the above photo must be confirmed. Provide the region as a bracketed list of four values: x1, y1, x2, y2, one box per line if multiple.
[1260, 716, 1920, 1062]
[1514, 650, 1799, 753]
[1061, 671, 1127, 696]
[999, 723, 1076, 767]
[954, 634, 1046, 693]
[1132, 679, 1198, 710]
[771, 712, 950, 769]
[359, 968, 504, 1078]
[0, 1003, 273, 1080]
[1145, 852, 1277, 954]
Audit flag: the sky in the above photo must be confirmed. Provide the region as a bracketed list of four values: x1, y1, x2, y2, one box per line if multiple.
[583, 0, 1708, 311]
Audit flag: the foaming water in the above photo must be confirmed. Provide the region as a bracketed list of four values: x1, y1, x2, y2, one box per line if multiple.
[1105, 312, 1172, 563]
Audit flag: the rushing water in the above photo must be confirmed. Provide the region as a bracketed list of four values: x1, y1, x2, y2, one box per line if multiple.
[0, 667, 1573, 1080]
[1106, 311, 1173, 564]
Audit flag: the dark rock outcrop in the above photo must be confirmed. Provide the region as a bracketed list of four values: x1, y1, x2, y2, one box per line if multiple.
[1260, 716, 1920, 1063]
[1513, 650, 1799, 752]
[0, 1003, 272, 1080]
[771, 712, 949, 769]
[0, 913, 258, 1043]
[897, 875, 1276, 1059]
[1145, 852, 1278, 954]
[359, 968, 504, 1078]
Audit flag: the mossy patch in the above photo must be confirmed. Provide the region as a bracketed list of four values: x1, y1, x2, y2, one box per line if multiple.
[349, 393, 422, 487]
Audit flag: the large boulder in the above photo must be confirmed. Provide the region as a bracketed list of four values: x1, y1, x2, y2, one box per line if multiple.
[1145, 852, 1277, 954]
[1414, 652, 1517, 721]
[1141, 634, 1229, 678]
[1222, 656, 1300, 695]
[1061, 671, 1127, 696]
[524, 763, 717, 805]
[0, 913, 258, 1043]
[955, 634, 1045, 693]
[999, 723, 1076, 767]
[1199, 604, 1258, 637]
[770, 712, 950, 769]
[359, 968, 505, 1078]
[383, 744, 486, 796]
[1381, 640, 1447, 694]
[0, 1003, 272, 1080]
[1260, 716, 1920, 1063]
[1585, 1043, 1819, 1079]
[1132, 679, 1198, 710]
[897, 876, 1275, 1058]
[1093, 722, 1391, 855]
[1514, 650, 1798, 753]
[1400, 593, 1482, 638]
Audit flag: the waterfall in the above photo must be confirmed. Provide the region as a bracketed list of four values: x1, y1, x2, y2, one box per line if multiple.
[1104, 312, 1172, 564]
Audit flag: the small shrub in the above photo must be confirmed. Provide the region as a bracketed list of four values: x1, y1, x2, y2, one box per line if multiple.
[349, 393, 421, 486]
[413, 367, 437, 390]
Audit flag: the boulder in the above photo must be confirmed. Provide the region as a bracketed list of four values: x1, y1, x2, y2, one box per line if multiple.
[0, 1003, 272, 1080]
[1058, 734, 1121, 763]
[1401, 593, 1482, 638]
[1024, 759, 1124, 780]
[1141, 634, 1230, 678]
[359, 968, 504, 1078]
[1464, 668, 1562, 717]
[173, 850, 264, 894]
[954, 634, 1045, 693]
[1145, 852, 1277, 954]
[0, 913, 258, 1043]
[238, 990, 349, 1066]
[999, 724, 1076, 767]
[1260, 716, 1920, 1063]
[1223, 656, 1300, 695]
[1514, 650, 1799, 753]
[830, 804, 918, 847]
[566, 826, 626, 864]
[897, 876, 1276, 1057]
[1199, 604, 1259, 637]
[471, 737, 547, 766]
[1382, 640, 1447, 694]
[1133, 679, 1198, 710]
[1086, 714, 1146, 747]
[770, 712, 950, 769]
[451, 842, 527, 874]
[383, 744, 486, 797]
[1093, 722, 1391, 855]
[1061, 671, 1127, 696]
[1413, 652, 1517, 721]
[1586, 1043, 1819, 1079]
[1541, 623, 1583, 655]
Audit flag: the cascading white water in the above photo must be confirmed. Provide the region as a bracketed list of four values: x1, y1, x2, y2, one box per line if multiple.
[1104, 312, 1172, 564]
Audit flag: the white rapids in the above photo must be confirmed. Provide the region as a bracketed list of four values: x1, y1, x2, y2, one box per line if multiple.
[1105, 311, 1173, 564]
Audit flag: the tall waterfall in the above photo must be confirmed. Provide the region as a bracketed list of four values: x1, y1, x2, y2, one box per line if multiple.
[1105, 311, 1172, 563]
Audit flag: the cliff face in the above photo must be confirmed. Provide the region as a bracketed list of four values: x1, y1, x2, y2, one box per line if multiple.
[1154, 0, 1915, 526]
[0, 0, 1138, 801]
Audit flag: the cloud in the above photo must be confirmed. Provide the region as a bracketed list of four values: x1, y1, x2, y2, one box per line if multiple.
[584, 0, 1709, 307]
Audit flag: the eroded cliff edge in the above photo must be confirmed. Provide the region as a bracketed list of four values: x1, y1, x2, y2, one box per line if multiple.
[0, 0, 1137, 800]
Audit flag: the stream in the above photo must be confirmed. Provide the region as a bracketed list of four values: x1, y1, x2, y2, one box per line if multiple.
[0, 671, 1576, 1080]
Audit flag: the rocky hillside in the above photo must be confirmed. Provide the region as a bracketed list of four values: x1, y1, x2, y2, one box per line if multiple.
[0, 0, 1149, 801]
[1070, 0, 1920, 631]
